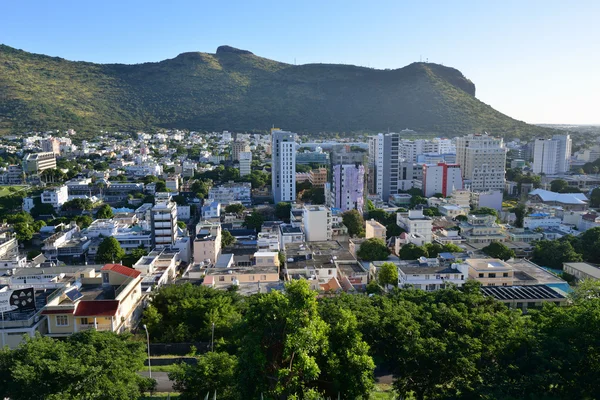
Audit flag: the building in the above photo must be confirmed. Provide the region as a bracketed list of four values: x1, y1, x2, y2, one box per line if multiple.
[41, 185, 69, 209]
[239, 151, 252, 177]
[523, 212, 562, 230]
[22, 152, 57, 174]
[151, 197, 178, 248]
[134, 248, 179, 291]
[0, 165, 24, 184]
[399, 139, 440, 163]
[365, 219, 386, 241]
[368, 133, 399, 200]
[41, 137, 61, 155]
[422, 163, 463, 197]
[396, 209, 433, 243]
[480, 285, 567, 311]
[279, 224, 305, 248]
[42, 264, 144, 337]
[309, 168, 327, 188]
[272, 130, 297, 203]
[330, 163, 365, 213]
[303, 205, 332, 242]
[528, 189, 588, 211]
[459, 214, 506, 244]
[330, 145, 366, 166]
[563, 262, 600, 281]
[202, 201, 221, 220]
[231, 140, 250, 161]
[533, 134, 571, 175]
[194, 221, 222, 264]
[455, 134, 506, 191]
[165, 175, 180, 192]
[296, 151, 328, 165]
[460, 258, 514, 286]
[398, 263, 465, 290]
[208, 182, 252, 206]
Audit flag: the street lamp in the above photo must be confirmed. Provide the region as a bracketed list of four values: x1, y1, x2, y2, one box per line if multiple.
[143, 324, 151, 379]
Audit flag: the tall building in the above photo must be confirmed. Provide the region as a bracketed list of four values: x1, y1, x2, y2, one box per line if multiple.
[533, 134, 572, 175]
[22, 152, 57, 174]
[271, 130, 296, 203]
[151, 195, 178, 248]
[41, 138, 61, 155]
[238, 151, 252, 177]
[399, 139, 440, 162]
[422, 163, 463, 197]
[309, 168, 327, 188]
[303, 205, 332, 242]
[455, 134, 506, 192]
[231, 140, 250, 161]
[368, 133, 400, 200]
[331, 164, 365, 213]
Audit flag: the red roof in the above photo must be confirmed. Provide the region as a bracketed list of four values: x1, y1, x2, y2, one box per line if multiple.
[74, 300, 119, 317]
[42, 308, 74, 315]
[102, 264, 141, 278]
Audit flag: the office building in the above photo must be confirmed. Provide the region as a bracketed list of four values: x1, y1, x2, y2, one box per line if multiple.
[22, 152, 57, 174]
[455, 134, 506, 191]
[330, 163, 365, 213]
[151, 196, 178, 248]
[239, 151, 252, 177]
[533, 134, 572, 175]
[271, 130, 296, 203]
[422, 163, 463, 197]
[41, 137, 61, 155]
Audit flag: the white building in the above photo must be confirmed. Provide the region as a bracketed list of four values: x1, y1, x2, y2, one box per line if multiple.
[239, 151, 252, 177]
[523, 213, 562, 230]
[533, 134, 572, 175]
[208, 182, 252, 206]
[257, 232, 281, 251]
[396, 209, 433, 243]
[303, 205, 332, 242]
[41, 185, 69, 208]
[22, 197, 35, 213]
[455, 134, 506, 192]
[152, 198, 178, 248]
[399, 139, 440, 163]
[176, 205, 191, 222]
[422, 163, 463, 197]
[271, 130, 296, 203]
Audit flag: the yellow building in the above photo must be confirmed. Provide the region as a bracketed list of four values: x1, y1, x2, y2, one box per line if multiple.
[43, 264, 144, 337]
[309, 168, 328, 188]
[461, 258, 514, 287]
[365, 219, 386, 241]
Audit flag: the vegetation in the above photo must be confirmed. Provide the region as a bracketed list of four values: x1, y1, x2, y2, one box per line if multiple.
[357, 238, 390, 261]
[242, 210, 264, 232]
[0, 44, 559, 139]
[221, 230, 235, 248]
[275, 202, 291, 222]
[96, 236, 126, 263]
[481, 242, 515, 261]
[96, 203, 114, 219]
[343, 209, 365, 237]
[378, 262, 399, 288]
[224, 203, 245, 214]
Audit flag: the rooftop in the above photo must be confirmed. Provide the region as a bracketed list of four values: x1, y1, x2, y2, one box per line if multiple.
[563, 262, 600, 279]
[480, 285, 565, 301]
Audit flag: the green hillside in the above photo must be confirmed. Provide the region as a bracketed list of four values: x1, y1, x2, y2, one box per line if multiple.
[0, 44, 556, 138]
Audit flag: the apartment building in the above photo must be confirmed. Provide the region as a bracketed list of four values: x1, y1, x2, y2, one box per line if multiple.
[41, 137, 61, 155]
[194, 221, 222, 264]
[459, 214, 505, 244]
[396, 209, 433, 243]
[151, 197, 178, 248]
[41, 185, 69, 208]
[459, 258, 514, 286]
[239, 151, 252, 177]
[309, 168, 328, 188]
[533, 134, 571, 175]
[455, 134, 506, 191]
[365, 219, 386, 241]
[329, 163, 365, 213]
[303, 205, 332, 241]
[208, 182, 252, 206]
[422, 163, 463, 197]
[271, 130, 296, 203]
[42, 264, 144, 337]
[368, 133, 399, 200]
[22, 152, 57, 174]
[231, 140, 250, 161]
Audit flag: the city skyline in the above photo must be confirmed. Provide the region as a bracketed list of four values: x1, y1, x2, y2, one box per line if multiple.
[1, 0, 599, 125]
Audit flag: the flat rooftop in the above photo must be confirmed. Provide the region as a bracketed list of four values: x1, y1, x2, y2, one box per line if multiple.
[507, 259, 566, 285]
[204, 265, 278, 275]
[481, 285, 565, 301]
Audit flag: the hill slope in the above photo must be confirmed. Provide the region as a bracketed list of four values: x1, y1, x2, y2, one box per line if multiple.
[0, 44, 554, 138]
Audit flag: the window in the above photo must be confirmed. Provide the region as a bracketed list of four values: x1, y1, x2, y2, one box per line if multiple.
[56, 315, 69, 326]
[260, 275, 267, 281]
[80, 318, 89, 325]
[503, 272, 509, 277]
[489, 273, 496, 278]
[102, 272, 109, 284]
[219, 276, 225, 282]
[478, 273, 484, 278]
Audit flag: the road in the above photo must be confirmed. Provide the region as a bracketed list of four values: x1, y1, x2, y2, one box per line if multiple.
[139, 371, 174, 392]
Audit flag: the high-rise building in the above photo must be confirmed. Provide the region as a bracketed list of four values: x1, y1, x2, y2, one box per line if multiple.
[331, 164, 365, 213]
[455, 134, 506, 192]
[239, 151, 252, 177]
[231, 140, 250, 161]
[41, 138, 61, 155]
[533, 134, 572, 175]
[271, 130, 296, 204]
[422, 163, 463, 197]
[399, 139, 440, 162]
[151, 194, 178, 248]
[368, 133, 400, 200]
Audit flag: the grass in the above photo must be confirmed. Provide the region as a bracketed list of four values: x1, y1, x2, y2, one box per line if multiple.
[370, 384, 397, 399]
[139, 393, 179, 399]
[145, 364, 181, 373]
[0, 185, 28, 197]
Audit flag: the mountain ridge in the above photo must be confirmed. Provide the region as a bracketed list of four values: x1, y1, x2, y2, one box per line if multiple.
[0, 44, 556, 138]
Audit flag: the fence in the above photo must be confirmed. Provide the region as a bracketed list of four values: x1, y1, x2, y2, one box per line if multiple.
[149, 341, 211, 356]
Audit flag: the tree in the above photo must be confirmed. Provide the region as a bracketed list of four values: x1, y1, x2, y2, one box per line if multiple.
[177, 221, 187, 229]
[512, 203, 528, 228]
[237, 280, 328, 398]
[472, 207, 498, 217]
[96, 204, 114, 219]
[221, 230, 235, 248]
[96, 236, 125, 263]
[575, 227, 600, 263]
[275, 202, 292, 222]
[532, 238, 582, 269]
[122, 247, 148, 267]
[30, 202, 55, 218]
[170, 352, 239, 400]
[343, 209, 365, 237]
[378, 262, 399, 287]
[482, 241, 515, 261]
[27, 249, 42, 260]
[399, 243, 428, 260]
[550, 179, 568, 193]
[423, 242, 444, 258]
[441, 243, 463, 253]
[224, 203, 245, 214]
[590, 187, 600, 208]
[410, 195, 427, 208]
[74, 215, 93, 228]
[13, 222, 34, 242]
[242, 210, 264, 232]
[422, 207, 441, 217]
[155, 181, 167, 192]
[62, 198, 93, 211]
[357, 238, 390, 261]
[0, 330, 151, 400]
[455, 214, 468, 222]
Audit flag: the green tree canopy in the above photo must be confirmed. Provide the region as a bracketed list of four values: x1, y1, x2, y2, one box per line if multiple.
[532, 238, 582, 269]
[170, 352, 238, 400]
[399, 243, 428, 260]
[221, 230, 235, 248]
[96, 236, 125, 263]
[224, 203, 245, 214]
[482, 241, 515, 261]
[242, 210, 264, 232]
[342, 209, 365, 237]
[357, 238, 390, 261]
[96, 203, 114, 219]
[275, 202, 292, 222]
[378, 261, 399, 288]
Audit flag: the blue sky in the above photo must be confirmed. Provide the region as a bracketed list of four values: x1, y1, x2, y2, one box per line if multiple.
[1, 0, 598, 125]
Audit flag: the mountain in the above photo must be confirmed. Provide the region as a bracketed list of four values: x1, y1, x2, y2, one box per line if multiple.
[0, 44, 556, 138]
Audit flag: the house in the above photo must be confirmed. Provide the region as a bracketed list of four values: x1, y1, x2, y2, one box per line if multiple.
[42, 264, 144, 337]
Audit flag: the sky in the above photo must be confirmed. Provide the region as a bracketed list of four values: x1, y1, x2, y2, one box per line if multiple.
[1, 0, 599, 125]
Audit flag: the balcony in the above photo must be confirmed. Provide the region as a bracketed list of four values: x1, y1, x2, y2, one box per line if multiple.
[77, 323, 113, 332]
